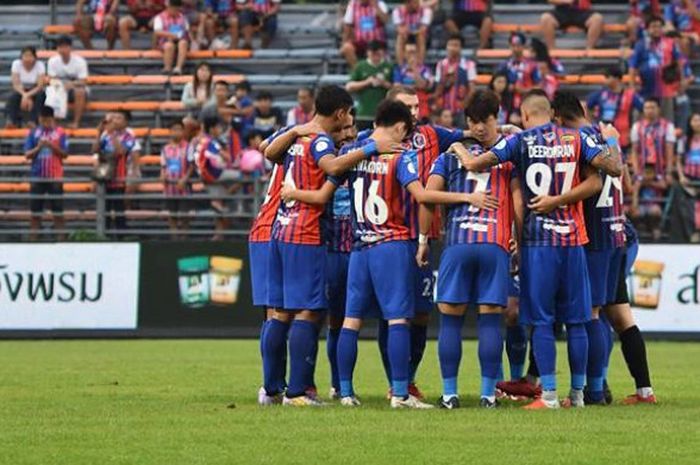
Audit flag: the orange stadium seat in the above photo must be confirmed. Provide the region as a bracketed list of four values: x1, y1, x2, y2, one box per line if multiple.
[122, 101, 161, 112]
[133, 75, 169, 85]
[86, 75, 133, 85]
[187, 50, 215, 60]
[43, 24, 74, 35]
[141, 50, 164, 59]
[160, 101, 185, 111]
[215, 49, 254, 59]
[149, 128, 171, 138]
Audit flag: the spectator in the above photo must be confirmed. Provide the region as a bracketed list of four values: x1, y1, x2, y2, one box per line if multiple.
[392, 0, 432, 65]
[230, 80, 255, 129]
[431, 107, 454, 129]
[239, 130, 267, 211]
[23, 106, 68, 241]
[586, 67, 644, 152]
[47, 36, 89, 129]
[124, 115, 143, 211]
[630, 98, 676, 240]
[238, 0, 281, 49]
[393, 40, 434, 122]
[539, 0, 604, 50]
[202, 80, 233, 121]
[678, 112, 700, 241]
[153, 0, 190, 74]
[345, 40, 393, 130]
[664, 0, 699, 57]
[340, 0, 389, 68]
[200, 0, 239, 49]
[434, 33, 476, 128]
[628, 15, 683, 122]
[666, 30, 695, 131]
[119, 0, 166, 50]
[181, 62, 215, 112]
[445, 0, 493, 50]
[251, 91, 283, 140]
[74, 0, 119, 50]
[488, 72, 518, 126]
[286, 87, 315, 126]
[93, 110, 140, 234]
[628, 0, 660, 44]
[161, 120, 194, 239]
[497, 33, 540, 110]
[6, 46, 46, 129]
[530, 37, 564, 101]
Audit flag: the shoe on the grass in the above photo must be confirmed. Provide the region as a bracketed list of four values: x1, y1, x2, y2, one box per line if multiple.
[603, 380, 613, 405]
[479, 397, 499, 409]
[340, 396, 361, 407]
[391, 394, 434, 409]
[523, 397, 560, 410]
[258, 386, 282, 406]
[496, 378, 542, 399]
[622, 393, 658, 405]
[282, 395, 325, 407]
[305, 386, 318, 400]
[583, 388, 607, 406]
[437, 395, 460, 409]
[329, 387, 340, 400]
[388, 383, 426, 401]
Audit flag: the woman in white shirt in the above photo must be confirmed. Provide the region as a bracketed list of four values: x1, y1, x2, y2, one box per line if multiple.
[181, 62, 215, 114]
[5, 46, 45, 128]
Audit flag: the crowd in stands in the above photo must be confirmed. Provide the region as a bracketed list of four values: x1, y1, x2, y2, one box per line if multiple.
[2, 0, 700, 242]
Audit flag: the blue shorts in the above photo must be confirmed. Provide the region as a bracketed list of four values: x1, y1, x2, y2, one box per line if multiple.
[325, 251, 350, 318]
[409, 241, 435, 313]
[519, 246, 592, 325]
[626, 241, 638, 277]
[436, 243, 509, 307]
[346, 241, 416, 321]
[586, 247, 625, 307]
[249, 241, 271, 308]
[268, 240, 328, 311]
[509, 274, 520, 299]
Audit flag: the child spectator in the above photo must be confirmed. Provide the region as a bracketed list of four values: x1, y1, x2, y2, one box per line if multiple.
[393, 40, 433, 122]
[497, 32, 540, 110]
[119, 0, 166, 50]
[433, 33, 475, 128]
[181, 62, 215, 113]
[392, 0, 432, 65]
[153, 0, 190, 74]
[200, 0, 239, 49]
[445, 0, 493, 50]
[6, 46, 45, 129]
[161, 120, 194, 238]
[539, 0, 604, 50]
[74, 0, 119, 50]
[23, 106, 69, 241]
[47, 36, 89, 129]
[340, 0, 389, 67]
[251, 91, 283, 140]
[346, 40, 394, 130]
[237, 0, 281, 49]
[286, 87, 315, 126]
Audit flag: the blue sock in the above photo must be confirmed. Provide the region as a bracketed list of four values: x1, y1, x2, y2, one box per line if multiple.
[259, 319, 268, 359]
[286, 320, 319, 398]
[377, 320, 391, 385]
[388, 323, 410, 398]
[586, 319, 606, 401]
[506, 325, 527, 380]
[305, 324, 320, 391]
[567, 323, 588, 391]
[600, 314, 614, 381]
[337, 328, 359, 398]
[532, 325, 557, 391]
[438, 313, 463, 397]
[327, 327, 341, 392]
[409, 323, 428, 383]
[262, 318, 289, 395]
[478, 313, 503, 398]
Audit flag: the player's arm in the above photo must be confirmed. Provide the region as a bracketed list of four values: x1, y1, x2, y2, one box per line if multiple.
[511, 176, 524, 247]
[405, 180, 497, 207]
[263, 126, 302, 163]
[448, 141, 501, 172]
[280, 179, 337, 205]
[318, 138, 403, 176]
[415, 176, 442, 267]
[588, 123, 623, 177]
[529, 164, 603, 214]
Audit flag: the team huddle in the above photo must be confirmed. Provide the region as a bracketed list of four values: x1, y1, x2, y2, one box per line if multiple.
[248, 83, 657, 409]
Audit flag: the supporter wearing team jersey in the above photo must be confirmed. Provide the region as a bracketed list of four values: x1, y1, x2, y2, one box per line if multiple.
[529, 38, 565, 101]
[628, 0, 660, 43]
[340, 0, 390, 67]
[24, 106, 69, 241]
[418, 90, 519, 409]
[161, 120, 193, 238]
[433, 34, 476, 127]
[153, 0, 190, 74]
[74, 0, 119, 50]
[629, 16, 683, 122]
[539, 0, 604, 50]
[119, 0, 165, 50]
[457, 90, 616, 409]
[550, 92, 647, 406]
[392, 0, 432, 65]
[586, 67, 645, 151]
[445, 0, 493, 49]
[664, 0, 700, 56]
[200, 0, 239, 50]
[679, 113, 700, 187]
[286, 87, 314, 127]
[392, 42, 433, 122]
[489, 72, 519, 126]
[496, 33, 541, 111]
[237, 0, 281, 49]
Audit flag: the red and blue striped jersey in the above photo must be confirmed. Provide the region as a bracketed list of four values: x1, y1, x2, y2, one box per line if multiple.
[99, 129, 137, 189]
[631, 0, 660, 18]
[629, 37, 681, 99]
[161, 140, 191, 196]
[681, 135, 700, 179]
[391, 4, 431, 34]
[24, 126, 67, 179]
[205, 0, 235, 16]
[586, 88, 644, 147]
[249, 163, 284, 242]
[246, 0, 280, 15]
[632, 118, 675, 177]
[430, 140, 514, 250]
[195, 134, 228, 184]
[664, 1, 697, 32]
[497, 58, 541, 101]
[581, 126, 626, 250]
[336, 138, 420, 249]
[325, 182, 353, 253]
[435, 57, 476, 113]
[345, 0, 387, 44]
[272, 133, 335, 245]
[454, 0, 489, 13]
[491, 123, 602, 247]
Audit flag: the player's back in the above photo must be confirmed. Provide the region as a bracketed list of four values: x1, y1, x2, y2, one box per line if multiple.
[250, 163, 284, 242]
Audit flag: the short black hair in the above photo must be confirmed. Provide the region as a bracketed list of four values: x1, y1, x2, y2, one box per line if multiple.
[39, 106, 54, 118]
[314, 85, 354, 117]
[299, 87, 313, 97]
[466, 90, 500, 123]
[56, 35, 72, 47]
[645, 96, 661, 107]
[116, 109, 132, 122]
[374, 99, 414, 134]
[203, 115, 223, 133]
[169, 119, 184, 129]
[20, 46, 37, 58]
[446, 33, 463, 46]
[605, 66, 623, 79]
[256, 91, 273, 101]
[236, 80, 251, 92]
[551, 91, 585, 122]
[367, 40, 386, 51]
[169, 0, 183, 7]
[214, 80, 229, 88]
[246, 129, 263, 144]
[645, 15, 664, 28]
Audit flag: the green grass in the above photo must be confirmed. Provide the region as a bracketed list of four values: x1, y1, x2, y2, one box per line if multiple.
[1, 339, 699, 465]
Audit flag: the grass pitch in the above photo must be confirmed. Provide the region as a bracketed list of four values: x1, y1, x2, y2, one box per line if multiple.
[1, 339, 699, 465]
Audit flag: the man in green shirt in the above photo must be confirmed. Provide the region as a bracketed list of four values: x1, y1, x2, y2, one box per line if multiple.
[346, 40, 394, 130]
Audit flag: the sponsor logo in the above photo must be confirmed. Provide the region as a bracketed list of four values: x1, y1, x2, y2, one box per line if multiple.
[0, 264, 102, 303]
